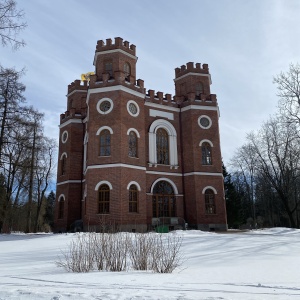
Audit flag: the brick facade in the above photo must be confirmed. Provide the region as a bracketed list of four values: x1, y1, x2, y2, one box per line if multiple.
[54, 37, 227, 232]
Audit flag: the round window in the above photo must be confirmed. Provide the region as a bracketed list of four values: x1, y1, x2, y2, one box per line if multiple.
[97, 98, 114, 114]
[127, 100, 140, 117]
[61, 130, 68, 143]
[129, 103, 137, 114]
[198, 116, 212, 129]
[100, 101, 111, 112]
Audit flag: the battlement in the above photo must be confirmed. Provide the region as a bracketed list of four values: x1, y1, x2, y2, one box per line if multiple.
[145, 89, 177, 107]
[68, 80, 88, 94]
[95, 37, 136, 56]
[88, 72, 145, 94]
[175, 62, 209, 79]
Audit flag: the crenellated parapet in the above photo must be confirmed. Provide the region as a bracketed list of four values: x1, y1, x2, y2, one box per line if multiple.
[95, 37, 136, 56]
[175, 93, 218, 107]
[175, 62, 209, 79]
[88, 72, 146, 94]
[145, 89, 177, 107]
[68, 79, 88, 94]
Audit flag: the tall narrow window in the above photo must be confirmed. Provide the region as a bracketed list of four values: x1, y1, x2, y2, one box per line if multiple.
[100, 130, 111, 156]
[128, 131, 138, 157]
[156, 128, 169, 165]
[124, 62, 131, 82]
[105, 61, 113, 79]
[202, 143, 212, 165]
[98, 184, 110, 213]
[195, 82, 204, 99]
[58, 197, 64, 219]
[129, 184, 138, 212]
[61, 155, 66, 175]
[205, 189, 216, 214]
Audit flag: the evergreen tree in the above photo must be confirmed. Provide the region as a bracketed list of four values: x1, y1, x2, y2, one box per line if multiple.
[223, 163, 243, 229]
[43, 190, 55, 230]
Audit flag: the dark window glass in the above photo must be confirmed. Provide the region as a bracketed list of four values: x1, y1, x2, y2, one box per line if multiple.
[124, 63, 130, 82]
[105, 61, 113, 79]
[152, 181, 176, 217]
[129, 184, 138, 213]
[58, 198, 64, 219]
[128, 131, 138, 157]
[202, 143, 212, 165]
[61, 156, 66, 175]
[205, 189, 216, 214]
[156, 128, 169, 165]
[98, 184, 110, 213]
[100, 130, 111, 156]
[195, 82, 204, 99]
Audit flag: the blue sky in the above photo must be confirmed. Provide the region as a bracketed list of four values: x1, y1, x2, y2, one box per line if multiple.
[2, 0, 300, 166]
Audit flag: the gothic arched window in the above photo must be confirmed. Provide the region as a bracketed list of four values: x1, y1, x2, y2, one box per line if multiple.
[202, 142, 212, 165]
[195, 82, 204, 99]
[61, 155, 66, 175]
[129, 184, 138, 213]
[98, 184, 110, 214]
[205, 189, 216, 214]
[105, 61, 113, 79]
[58, 197, 65, 219]
[100, 130, 111, 156]
[124, 62, 131, 82]
[152, 181, 176, 217]
[156, 128, 169, 165]
[128, 131, 138, 158]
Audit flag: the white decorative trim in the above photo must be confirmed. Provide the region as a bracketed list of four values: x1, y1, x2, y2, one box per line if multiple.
[61, 130, 68, 143]
[198, 115, 212, 129]
[181, 105, 218, 112]
[95, 180, 113, 191]
[149, 109, 174, 120]
[57, 180, 82, 186]
[184, 172, 223, 177]
[174, 72, 212, 85]
[145, 102, 180, 112]
[127, 181, 141, 191]
[146, 171, 182, 176]
[150, 178, 179, 194]
[67, 89, 87, 98]
[149, 119, 178, 166]
[86, 163, 146, 171]
[93, 49, 137, 65]
[87, 85, 144, 104]
[199, 139, 213, 147]
[127, 100, 140, 117]
[96, 98, 114, 115]
[58, 194, 65, 201]
[126, 128, 140, 138]
[84, 132, 88, 144]
[83, 132, 88, 172]
[60, 152, 67, 160]
[202, 186, 218, 194]
[96, 126, 113, 135]
[59, 119, 82, 129]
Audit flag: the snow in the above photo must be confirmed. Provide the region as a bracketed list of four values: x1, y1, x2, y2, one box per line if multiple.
[1, 228, 300, 299]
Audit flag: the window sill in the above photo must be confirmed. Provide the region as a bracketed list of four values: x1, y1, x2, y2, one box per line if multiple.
[148, 163, 179, 169]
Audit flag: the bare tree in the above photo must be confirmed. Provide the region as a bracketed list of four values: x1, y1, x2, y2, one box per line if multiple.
[248, 117, 300, 228]
[0, 0, 27, 49]
[33, 137, 56, 232]
[231, 143, 258, 226]
[0, 65, 26, 167]
[273, 63, 300, 125]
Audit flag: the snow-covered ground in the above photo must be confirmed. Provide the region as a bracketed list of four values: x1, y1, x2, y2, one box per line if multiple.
[0, 228, 300, 300]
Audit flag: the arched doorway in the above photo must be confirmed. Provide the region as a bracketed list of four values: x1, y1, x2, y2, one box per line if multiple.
[152, 181, 176, 217]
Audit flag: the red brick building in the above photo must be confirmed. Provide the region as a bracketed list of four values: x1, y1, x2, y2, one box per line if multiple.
[54, 37, 227, 232]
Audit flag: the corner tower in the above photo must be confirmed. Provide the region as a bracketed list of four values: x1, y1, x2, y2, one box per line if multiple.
[175, 62, 227, 231]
